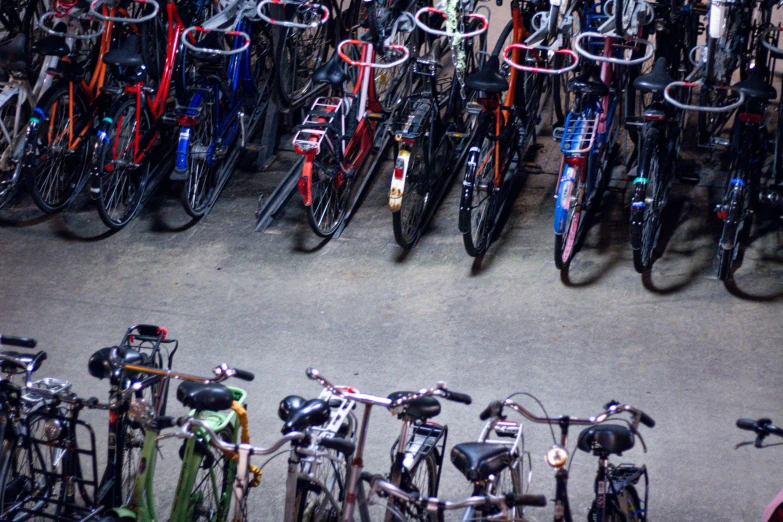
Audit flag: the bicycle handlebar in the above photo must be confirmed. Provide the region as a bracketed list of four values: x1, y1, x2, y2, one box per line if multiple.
[663, 81, 745, 113]
[162, 417, 306, 454]
[573, 31, 654, 66]
[0, 335, 37, 348]
[256, 0, 330, 29]
[181, 26, 251, 56]
[337, 40, 410, 69]
[114, 348, 252, 384]
[502, 44, 579, 74]
[413, 7, 488, 38]
[89, 0, 159, 23]
[737, 418, 783, 438]
[484, 398, 655, 429]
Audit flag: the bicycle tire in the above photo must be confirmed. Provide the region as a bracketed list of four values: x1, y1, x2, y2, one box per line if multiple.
[305, 136, 348, 238]
[588, 484, 643, 522]
[0, 92, 27, 210]
[717, 179, 748, 281]
[630, 126, 664, 273]
[187, 425, 234, 522]
[554, 162, 585, 269]
[291, 447, 346, 522]
[180, 96, 218, 218]
[95, 95, 151, 230]
[24, 82, 90, 213]
[392, 109, 431, 248]
[460, 123, 496, 257]
[398, 450, 439, 522]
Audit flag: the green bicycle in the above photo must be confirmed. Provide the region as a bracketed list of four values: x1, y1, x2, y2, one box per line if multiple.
[95, 355, 256, 522]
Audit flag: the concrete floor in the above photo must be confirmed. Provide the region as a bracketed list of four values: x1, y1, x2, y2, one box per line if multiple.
[2, 8, 783, 520]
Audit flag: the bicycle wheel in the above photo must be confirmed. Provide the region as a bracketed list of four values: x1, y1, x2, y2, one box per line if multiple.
[0, 92, 26, 210]
[180, 97, 218, 218]
[95, 96, 151, 230]
[305, 136, 348, 237]
[24, 82, 90, 213]
[588, 485, 643, 522]
[188, 426, 234, 522]
[292, 448, 346, 522]
[392, 124, 430, 248]
[717, 175, 750, 281]
[554, 161, 586, 269]
[398, 450, 438, 522]
[630, 126, 666, 273]
[275, 1, 332, 107]
[460, 126, 496, 256]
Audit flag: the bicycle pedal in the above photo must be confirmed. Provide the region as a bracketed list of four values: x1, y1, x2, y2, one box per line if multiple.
[466, 102, 483, 115]
[365, 112, 386, 122]
[710, 137, 730, 151]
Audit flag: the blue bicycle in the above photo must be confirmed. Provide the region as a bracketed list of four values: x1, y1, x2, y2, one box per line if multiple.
[173, 1, 274, 218]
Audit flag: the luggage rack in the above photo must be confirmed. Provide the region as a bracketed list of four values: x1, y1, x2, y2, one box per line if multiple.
[560, 112, 599, 154]
[292, 97, 343, 155]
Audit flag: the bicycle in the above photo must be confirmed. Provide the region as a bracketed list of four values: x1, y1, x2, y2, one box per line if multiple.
[479, 397, 655, 522]
[172, 0, 273, 218]
[385, 1, 489, 249]
[552, 11, 653, 269]
[458, 0, 568, 256]
[736, 416, 783, 522]
[304, 367, 472, 522]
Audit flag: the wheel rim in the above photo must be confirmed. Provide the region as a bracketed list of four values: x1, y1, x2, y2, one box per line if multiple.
[308, 144, 345, 236]
[469, 140, 495, 250]
[397, 151, 427, 246]
[183, 104, 217, 216]
[639, 150, 662, 268]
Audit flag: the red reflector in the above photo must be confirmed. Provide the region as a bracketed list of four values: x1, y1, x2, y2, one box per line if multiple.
[401, 138, 415, 145]
[476, 97, 499, 109]
[176, 115, 199, 127]
[565, 156, 585, 167]
[109, 410, 118, 425]
[643, 113, 665, 121]
[717, 210, 727, 220]
[104, 164, 114, 172]
[128, 335, 134, 343]
[738, 112, 762, 124]
[393, 167, 403, 179]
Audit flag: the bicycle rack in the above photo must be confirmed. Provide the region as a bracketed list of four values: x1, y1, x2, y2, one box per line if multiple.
[761, 25, 783, 57]
[337, 40, 410, 69]
[412, 6, 488, 38]
[292, 97, 343, 155]
[256, 0, 329, 28]
[89, 0, 159, 23]
[23, 377, 72, 405]
[560, 112, 599, 154]
[663, 81, 745, 112]
[573, 31, 654, 66]
[181, 26, 251, 55]
[502, 43, 579, 74]
[39, 11, 106, 39]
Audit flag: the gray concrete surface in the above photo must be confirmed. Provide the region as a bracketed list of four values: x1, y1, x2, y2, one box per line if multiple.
[1, 6, 783, 520]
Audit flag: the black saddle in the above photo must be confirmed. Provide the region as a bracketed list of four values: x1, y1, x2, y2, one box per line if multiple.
[176, 381, 235, 412]
[387, 391, 440, 420]
[465, 55, 508, 94]
[577, 423, 635, 456]
[633, 57, 674, 94]
[313, 52, 350, 87]
[450, 442, 511, 482]
[278, 395, 306, 421]
[188, 31, 224, 65]
[0, 34, 29, 71]
[88, 346, 149, 380]
[281, 398, 331, 434]
[0, 351, 46, 373]
[32, 24, 71, 57]
[567, 66, 609, 97]
[734, 66, 777, 101]
[103, 34, 144, 68]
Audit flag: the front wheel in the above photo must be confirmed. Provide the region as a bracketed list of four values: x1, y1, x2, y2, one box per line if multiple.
[95, 96, 151, 230]
[180, 98, 218, 218]
[460, 130, 496, 257]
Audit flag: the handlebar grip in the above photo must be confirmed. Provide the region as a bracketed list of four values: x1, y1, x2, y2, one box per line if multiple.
[232, 368, 255, 382]
[445, 390, 472, 405]
[156, 416, 176, 429]
[0, 335, 37, 348]
[480, 400, 503, 421]
[320, 437, 355, 457]
[737, 418, 759, 431]
[507, 493, 548, 507]
[639, 411, 655, 428]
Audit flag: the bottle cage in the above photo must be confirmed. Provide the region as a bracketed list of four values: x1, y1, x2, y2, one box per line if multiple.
[413, 6, 488, 38]
[89, 0, 159, 24]
[256, 0, 329, 29]
[39, 11, 106, 39]
[181, 26, 251, 55]
[337, 40, 410, 69]
[573, 31, 653, 66]
[503, 43, 579, 75]
[663, 81, 745, 113]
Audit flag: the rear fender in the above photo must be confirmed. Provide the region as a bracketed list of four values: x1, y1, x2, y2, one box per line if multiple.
[388, 148, 410, 212]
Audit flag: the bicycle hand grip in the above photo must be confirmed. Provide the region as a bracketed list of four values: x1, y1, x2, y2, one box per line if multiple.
[639, 411, 655, 428]
[0, 335, 37, 348]
[182, 26, 251, 56]
[737, 418, 759, 431]
[320, 436, 355, 457]
[445, 390, 472, 405]
[337, 39, 409, 69]
[479, 400, 503, 421]
[256, 0, 330, 29]
[413, 7, 488, 38]
[89, 0, 159, 24]
[231, 368, 255, 381]
[506, 493, 548, 507]
[502, 43, 578, 74]
[156, 415, 176, 429]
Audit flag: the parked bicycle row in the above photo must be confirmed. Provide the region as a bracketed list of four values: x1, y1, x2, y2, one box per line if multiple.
[0, 326, 659, 522]
[1, 0, 782, 280]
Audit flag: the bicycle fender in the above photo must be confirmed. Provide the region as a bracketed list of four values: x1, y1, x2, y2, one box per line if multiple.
[388, 149, 410, 213]
[175, 127, 191, 175]
[554, 165, 577, 235]
[299, 157, 314, 207]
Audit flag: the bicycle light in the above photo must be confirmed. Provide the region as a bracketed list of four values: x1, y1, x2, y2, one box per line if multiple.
[545, 445, 568, 468]
[44, 419, 62, 441]
[129, 398, 153, 424]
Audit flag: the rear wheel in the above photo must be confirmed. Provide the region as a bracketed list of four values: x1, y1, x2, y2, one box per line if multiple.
[588, 484, 643, 522]
[96, 96, 151, 229]
[25, 83, 90, 213]
[460, 128, 496, 256]
[305, 139, 348, 237]
[392, 140, 429, 249]
[554, 163, 586, 269]
[292, 447, 346, 522]
[631, 127, 666, 273]
[0, 93, 26, 209]
[397, 450, 438, 522]
[180, 98, 218, 218]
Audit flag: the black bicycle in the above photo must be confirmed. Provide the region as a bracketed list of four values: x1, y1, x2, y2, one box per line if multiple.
[480, 397, 655, 522]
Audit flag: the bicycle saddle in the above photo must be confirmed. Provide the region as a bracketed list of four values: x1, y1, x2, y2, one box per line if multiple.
[733, 66, 777, 101]
[577, 423, 634, 456]
[32, 24, 71, 58]
[278, 395, 306, 421]
[313, 52, 350, 88]
[188, 31, 224, 65]
[450, 442, 511, 482]
[0, 34, 29, 72]
[387, 391, 440, 420]
[88, 346, 149, 380]
[103, 34, 144, 68]
[281, 398, 331, 434]
[465, 55, 509, 94]
[176, 381, 235, 412]
[567, 66, 609, 97]
[0, 351, 47, 374]
[633, 57, 674, 94]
